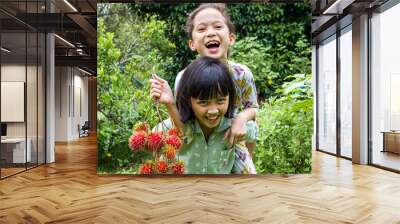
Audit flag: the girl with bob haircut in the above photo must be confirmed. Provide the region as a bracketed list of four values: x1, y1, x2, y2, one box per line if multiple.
[151, 56, 257, 174]
[176, 55, 236, 123]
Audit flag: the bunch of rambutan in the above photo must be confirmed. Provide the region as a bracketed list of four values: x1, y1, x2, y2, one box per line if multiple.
[129, 122, 185, 174]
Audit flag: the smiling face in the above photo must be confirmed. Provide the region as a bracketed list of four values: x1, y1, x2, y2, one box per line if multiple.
[190, 95, 229, 136]
[189, 8, 235, 62]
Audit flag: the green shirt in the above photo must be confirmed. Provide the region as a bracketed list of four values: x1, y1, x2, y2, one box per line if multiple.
[154, 117, 257, 174]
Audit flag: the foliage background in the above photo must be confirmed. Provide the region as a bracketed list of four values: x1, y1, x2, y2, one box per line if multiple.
[97, 3, 312, 174]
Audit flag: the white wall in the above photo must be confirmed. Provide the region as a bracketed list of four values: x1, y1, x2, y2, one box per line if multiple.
[1, 63, 46, 164]
[1, 65, 26, 139]
[71, 72, 89, 138]
[55, 66, 89, 141]
[55, 66, 69, 141]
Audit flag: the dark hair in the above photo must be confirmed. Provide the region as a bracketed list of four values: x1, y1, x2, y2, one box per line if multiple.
[176, 57, 236, 123]
[185, 3, 236, 40]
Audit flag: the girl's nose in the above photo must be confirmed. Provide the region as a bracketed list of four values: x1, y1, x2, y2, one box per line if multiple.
[207, 109, 219, 116]
[206, 29, 216, 37]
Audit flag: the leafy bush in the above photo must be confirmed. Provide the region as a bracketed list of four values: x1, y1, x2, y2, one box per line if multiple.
[97, 5, 174, 172]
[230, 37, 276, 98]
[254, 74, 313, 173]
[230, 36, 311, 99]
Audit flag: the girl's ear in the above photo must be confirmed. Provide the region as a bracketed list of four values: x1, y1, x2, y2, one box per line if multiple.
[188, 39, 196, 51]
[229, 33, 236, 46]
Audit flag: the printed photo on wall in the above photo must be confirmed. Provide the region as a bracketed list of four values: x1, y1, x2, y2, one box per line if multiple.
[97, 2, 312, 175]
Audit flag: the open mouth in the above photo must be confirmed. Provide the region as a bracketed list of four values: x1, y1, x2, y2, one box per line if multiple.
[205, 41, 220, 54]
[205, 115, 220, 125]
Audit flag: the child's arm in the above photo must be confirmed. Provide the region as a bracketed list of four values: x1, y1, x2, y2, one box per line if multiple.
[149, 75, 184, 131]
[225, 108, 257, 148]
[225, 65, 259, 148]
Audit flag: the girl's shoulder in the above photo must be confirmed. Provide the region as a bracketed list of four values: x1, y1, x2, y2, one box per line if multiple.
[228, 61, 253, 78]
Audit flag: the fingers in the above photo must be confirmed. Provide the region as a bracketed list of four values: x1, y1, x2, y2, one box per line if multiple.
[150, 81, 162, 91]
[225, 130, 245, 148]
[149, 78, 162, 87]
[149, 79, 162, 92]
[150, 88, 161, 101]
[152, 74, 166, 84]
[150, 88, 162, 96]
[235, 134, 245, 143]
[149, 78, 162, 102]
[228, 132, 235, 148]
[223, 128, 230, 140]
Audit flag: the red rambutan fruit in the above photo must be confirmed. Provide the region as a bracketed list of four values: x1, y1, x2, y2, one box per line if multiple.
[167, 127, 182, 137]
[156, 161, 168, 174]
[147, 131, 164, 152]
[171, 160, 185, 174]
[165, 135, 182, 150]
[164, 145, 176, 160]
[129, 131, 147, 151]
[139, 163, 153, 174]
[133, 122, 150, 133]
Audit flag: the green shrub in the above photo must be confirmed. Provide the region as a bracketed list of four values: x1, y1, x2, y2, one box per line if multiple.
[254, 74, 313, 174]
[230, 36, 311, 99]
[97, 5, 174, 172]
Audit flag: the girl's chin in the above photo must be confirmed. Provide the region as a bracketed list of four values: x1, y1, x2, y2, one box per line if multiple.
[207, 53, 227, 61]
[204, 53, 220, 59]
[199, 117, 220, 129]
[205, 117, 221, 127]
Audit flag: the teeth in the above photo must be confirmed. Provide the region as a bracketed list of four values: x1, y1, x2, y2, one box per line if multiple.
[206, 41, 219, 47]
[206, 116, 218, 120]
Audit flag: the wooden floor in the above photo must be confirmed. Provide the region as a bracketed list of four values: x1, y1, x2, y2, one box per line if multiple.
[1, 135, 400, 223]
[0, 167, 26, 178]
[1, 163, 45, 178]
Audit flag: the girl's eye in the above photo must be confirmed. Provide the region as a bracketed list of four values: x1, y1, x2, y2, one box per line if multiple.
[198, 28, 205, 32]
[217, 98, 226, 104]
[215, 26, 223, 29]
[197, 101, 208, 106]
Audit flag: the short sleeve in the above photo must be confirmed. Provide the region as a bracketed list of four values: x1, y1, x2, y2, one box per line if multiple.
[241, 66, 259, 110]
[152, 118, 174, 132]
[245, 120, 258, 143]
[229, 62, 259, 114]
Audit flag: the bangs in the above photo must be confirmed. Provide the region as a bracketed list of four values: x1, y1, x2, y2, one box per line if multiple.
[193, 81, 229, 100]
[189, 64, 232, 100]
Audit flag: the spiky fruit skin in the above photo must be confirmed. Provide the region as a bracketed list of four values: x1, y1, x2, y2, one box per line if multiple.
[140, 163, 153, 174]
[165, 135, 182, 151]
[156, 161, 168, 173]
[147, 131, 164, 152]
[167, 127, 182, 137]
[164, 145, 176, 160]
[172, 161, 185, 174]
[129, 131, 147, 151]
[134, 122, 150, 133]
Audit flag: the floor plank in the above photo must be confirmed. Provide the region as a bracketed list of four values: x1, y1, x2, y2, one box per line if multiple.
[0, 135, 399, 223]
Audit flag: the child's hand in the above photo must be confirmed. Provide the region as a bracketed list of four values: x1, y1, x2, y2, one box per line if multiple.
[223, 115, 247, 148]
[149, 74, 175, 105]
